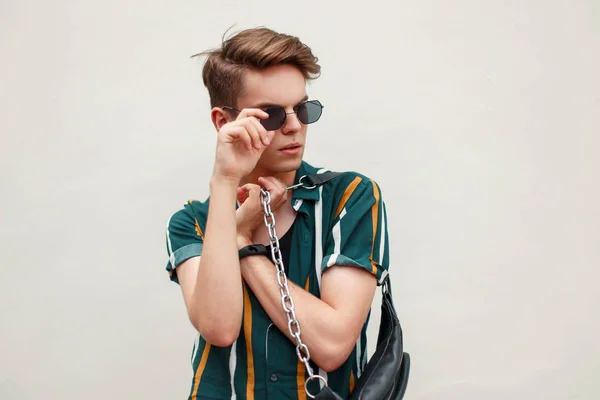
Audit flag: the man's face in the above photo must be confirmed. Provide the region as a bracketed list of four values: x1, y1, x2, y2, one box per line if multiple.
[236, 64, 309, 175]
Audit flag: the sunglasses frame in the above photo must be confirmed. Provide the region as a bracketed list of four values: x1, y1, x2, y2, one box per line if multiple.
[223, 100, 324, 131]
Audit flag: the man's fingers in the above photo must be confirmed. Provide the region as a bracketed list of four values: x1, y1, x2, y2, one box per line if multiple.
[258, 176, 288, 207]
[239, 119, 262, 150]
[222, 108, 273, 151]
[229, 117, 269, 150]
[242, 184, 262, 205]
[257, 176, 276, 191]
[235, 109, 271, 148]
[249, 117, 272, 147]
[228, 126, 253, 151]
[237, 186, 250, 204]
[237, 108, 270, 121]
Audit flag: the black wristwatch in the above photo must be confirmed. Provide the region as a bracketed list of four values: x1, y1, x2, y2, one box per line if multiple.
[238, 244, 271, 260]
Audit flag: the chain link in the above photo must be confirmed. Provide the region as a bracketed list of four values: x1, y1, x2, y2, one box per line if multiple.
[260, 189, 315, 378]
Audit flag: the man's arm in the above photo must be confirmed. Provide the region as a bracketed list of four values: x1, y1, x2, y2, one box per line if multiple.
[176, 178, 243, 347]
[174, 107, 274, 347]
[240, 254, 377, 372]
[240, 175, 389, 371]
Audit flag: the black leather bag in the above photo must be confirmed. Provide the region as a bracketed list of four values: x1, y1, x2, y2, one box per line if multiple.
[314, 276, 410, 399]
[278, 172, 411, 399]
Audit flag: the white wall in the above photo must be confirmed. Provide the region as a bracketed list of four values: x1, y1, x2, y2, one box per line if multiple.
[1, 1, 599, 399]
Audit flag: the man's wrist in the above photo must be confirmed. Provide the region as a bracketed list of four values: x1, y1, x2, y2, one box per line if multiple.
[237, 235, 253, 249]
[210, 174, 241, 190]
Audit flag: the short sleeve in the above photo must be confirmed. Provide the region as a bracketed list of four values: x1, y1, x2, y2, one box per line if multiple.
[165, 202, 205, 284]
[321, 178, 390, 285]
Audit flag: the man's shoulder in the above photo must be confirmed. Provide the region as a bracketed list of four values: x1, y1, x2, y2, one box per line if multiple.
[302, 162, 383, 213]
[321, 168, 382, 196]
[168, 198, 210, 226]
[301, 160, 379, 188]
[337, 170, 378, 186]
[185, 198, 211, 212]
[328, 172, 383, 212]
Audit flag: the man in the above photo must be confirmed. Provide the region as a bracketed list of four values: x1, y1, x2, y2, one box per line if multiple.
[165, 27, 390, 399]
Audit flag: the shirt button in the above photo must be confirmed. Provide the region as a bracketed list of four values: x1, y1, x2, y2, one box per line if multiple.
[270, 374, 278, 382]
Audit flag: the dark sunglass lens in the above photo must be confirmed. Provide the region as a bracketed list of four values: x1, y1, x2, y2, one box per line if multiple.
[297, 101, 323, 124]
[261, 107, 286, 131]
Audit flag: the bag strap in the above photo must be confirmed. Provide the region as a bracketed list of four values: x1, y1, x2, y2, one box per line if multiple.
[287, 172, 343, 191]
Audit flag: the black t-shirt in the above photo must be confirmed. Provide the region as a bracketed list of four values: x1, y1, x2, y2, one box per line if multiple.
[268, 218, 296, 276]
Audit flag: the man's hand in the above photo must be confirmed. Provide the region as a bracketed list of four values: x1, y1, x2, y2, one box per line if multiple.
[213, 109, 275, 182]
[236, 177, 289, 245]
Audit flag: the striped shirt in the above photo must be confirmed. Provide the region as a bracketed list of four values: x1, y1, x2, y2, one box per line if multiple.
[165, 161, 390, 399]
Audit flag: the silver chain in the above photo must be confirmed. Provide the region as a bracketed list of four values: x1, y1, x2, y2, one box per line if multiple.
[260, 189, 315, 377]
[260, 188, 330, 398]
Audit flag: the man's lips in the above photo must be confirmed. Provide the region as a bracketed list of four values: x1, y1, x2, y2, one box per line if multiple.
[280, 142, 302, 150]
[279, 143, 302, 155]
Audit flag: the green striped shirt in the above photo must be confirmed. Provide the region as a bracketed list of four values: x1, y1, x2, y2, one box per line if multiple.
[165, 161, 390, 399]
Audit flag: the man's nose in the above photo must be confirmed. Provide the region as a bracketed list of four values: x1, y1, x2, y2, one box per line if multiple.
[281, 111, 301, 135]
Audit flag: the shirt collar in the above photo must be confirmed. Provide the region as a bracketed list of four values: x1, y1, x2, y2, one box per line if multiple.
[291, 161, 322, 201]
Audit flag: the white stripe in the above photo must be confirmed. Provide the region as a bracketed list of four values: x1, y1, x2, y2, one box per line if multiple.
[265, 323, 273, 361]
[379, 269, 389, 284]
[327, 254, 339, 268]
[314, 168, 330, 386]
[166, 214, 174, 258]
[229, 341, 237, 399]
[314, 185, 324, 289]
[379, 204, 386, 266]
[339, 208, 347, 220]
[191, 334, 200, 364]
[326, 214, 343, 268]
[319, 369, 328, 389]
[334, 208, 347, 252]
[293, 199, 303, 211]
[362, 347, 368, 369]
[356, 337, 363, 378]
[166, 214, 178, 269]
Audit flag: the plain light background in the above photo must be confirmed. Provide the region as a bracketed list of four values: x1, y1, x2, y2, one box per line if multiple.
[1, 0, 599, 399]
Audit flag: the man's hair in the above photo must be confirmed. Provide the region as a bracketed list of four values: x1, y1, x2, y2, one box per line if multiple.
[193, 27, 321, 108]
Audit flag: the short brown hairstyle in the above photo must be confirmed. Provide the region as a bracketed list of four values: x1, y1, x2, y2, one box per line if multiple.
[193, 27, 321, 108]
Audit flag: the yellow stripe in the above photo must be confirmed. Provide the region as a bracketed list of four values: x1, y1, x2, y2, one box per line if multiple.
[349, 370, 355, 393]
[296, 359, 307, 400]
[243, 284, 255, 399]
[190, 343, 212, 399]
[369, 181, 380, 275]
[295, 277, 311, 400]
[335, 177, 363, 219]
[187, 200, 205, 239]
[194, 218, 204, 240]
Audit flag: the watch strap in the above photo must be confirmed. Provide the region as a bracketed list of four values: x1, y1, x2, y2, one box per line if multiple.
[238, 244, 270, 260]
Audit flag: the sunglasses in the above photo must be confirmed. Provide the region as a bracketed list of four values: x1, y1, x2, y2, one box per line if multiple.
[223, 100, 324, 131]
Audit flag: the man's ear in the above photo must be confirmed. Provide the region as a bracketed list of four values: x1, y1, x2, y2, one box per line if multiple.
[211, 107, 230, 131]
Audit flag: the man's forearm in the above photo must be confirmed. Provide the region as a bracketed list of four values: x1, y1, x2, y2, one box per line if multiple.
[240, 255, 355, 371]
[192, 178, 243, 345]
